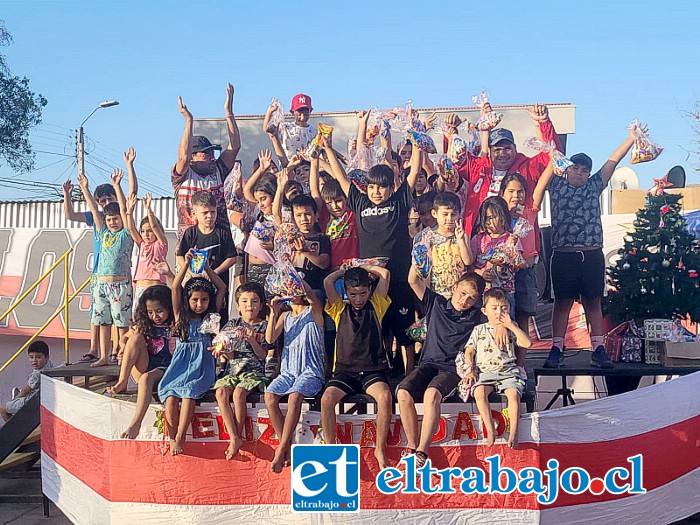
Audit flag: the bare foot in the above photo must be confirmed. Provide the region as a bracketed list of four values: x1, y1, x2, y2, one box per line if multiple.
[270, 447, 287, 473]
[108, 380, 128, 395]
[121, 422, 140, 439]
[171, 437, 184, 456]
[484, 424, 495, 446]
[374, 448, 388, 470]
[90, 357, 109, 368]
[508, 432, 518, 449]
[225, 436, 243, 460]
[284, 447, 292, 467]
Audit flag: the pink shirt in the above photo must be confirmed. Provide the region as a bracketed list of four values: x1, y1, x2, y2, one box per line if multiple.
[470, 232, 524, 293]
[133, 240, 168, 283]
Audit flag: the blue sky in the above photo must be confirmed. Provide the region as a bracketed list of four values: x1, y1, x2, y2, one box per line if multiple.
[1, 0, 699, 200]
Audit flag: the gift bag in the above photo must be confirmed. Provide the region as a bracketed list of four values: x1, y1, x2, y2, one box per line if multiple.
[265, 98, 284, 135]
[472, 90, 503, 131]
[629, 119, 663, 164]
[454, 352, 472, 402]
[604, 321, 629, 362]
[523, 137, 573, 176]
[620, 322, 644, 363]
[407, 129, 437, 154]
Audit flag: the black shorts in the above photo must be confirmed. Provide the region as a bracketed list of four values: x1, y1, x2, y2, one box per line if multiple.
[550, 249, 604, 300]
[397, 364, 460, 400]
[326, 371, 388, 396]
[382, 280, 416, 346]
[247, 263, 272, 299]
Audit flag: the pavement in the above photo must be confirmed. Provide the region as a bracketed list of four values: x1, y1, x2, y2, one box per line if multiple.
[0, 503, 70, 524]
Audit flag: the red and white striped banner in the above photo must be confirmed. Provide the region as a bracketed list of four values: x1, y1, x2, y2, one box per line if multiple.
[41, 373, 700, 524]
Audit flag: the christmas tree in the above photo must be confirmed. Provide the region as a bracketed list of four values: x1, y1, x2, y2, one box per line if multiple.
[604, 188, 700, 323]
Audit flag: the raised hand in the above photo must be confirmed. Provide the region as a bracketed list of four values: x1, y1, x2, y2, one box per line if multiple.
[62, 179, 74, 196]
[154, 260, 171, 276]
[423, 112, 438, 130]
[278, 167, 290, 187]
[123, 146, 136, 166]
[455, 219, 465, 240]
[77, 172, 89, 191]
[258, 149, 273, 173]
[185, 248, 196, 263]
[444, 113, 463, 130]
[178, 96, 193, 121]
[224, 83, 234, 114]
[527, 104, 549, 122]
[110, 168, 124, 186]
[126, 193, 138, 214]
[356, 109, 371, 123]
[142, 192, 153, 211]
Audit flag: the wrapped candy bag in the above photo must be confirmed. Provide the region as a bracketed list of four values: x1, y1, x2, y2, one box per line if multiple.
[523, 137, 573, 175]
[199, 313, 221, 336]
[251, 220, 276, 244]
[348, 144, 386, 172]
[406, 318, 427, 343]
[275, 222, 304, 246]
[511, 214, 534, 239]
[629, 119, 663, 164]
[305, 123, 334, 159]
[454, 351, 472, 402]
[472, 89, 503, 131]
[412, 230, 438, 279]
[437, 155, 458, 186]
[464, 126, 481, 155]
[223, 162, 244, 211]
[265, 98, 284, 135]
[343, 257, 389, 268]
[212, 324, 247, 356]
[483, 236, 527, 270]
[407, 129, 437, 154]
[447, 135, 467, 164]
[380, 101, 414, 135]
[347, 169, 368, 192]
[265, 258, 305, 299]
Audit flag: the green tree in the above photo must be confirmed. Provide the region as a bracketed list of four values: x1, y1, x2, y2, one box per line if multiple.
[604, 192, 700, 323]
[0, 21, 47, 173]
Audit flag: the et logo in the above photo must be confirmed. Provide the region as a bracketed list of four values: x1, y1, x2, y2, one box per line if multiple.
[290, 444, 360, 513]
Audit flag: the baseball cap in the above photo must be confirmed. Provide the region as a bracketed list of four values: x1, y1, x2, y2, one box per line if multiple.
[191, 136, 222, 154]
[291, 93, 313, 112]
[488, 128, 515, 147]
[570, 153, 593, 171]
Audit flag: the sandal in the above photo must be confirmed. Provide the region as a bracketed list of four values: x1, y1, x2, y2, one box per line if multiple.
[78, 353, 98, 363]
[108, 353, 119, 365]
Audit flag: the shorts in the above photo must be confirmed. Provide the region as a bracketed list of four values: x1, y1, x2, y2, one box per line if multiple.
[214, 370, 270, 392]
[382, 280, 416, 347]
[134, 286, 148, 310]
[515, 266, 539, 316]
[472, 369, 525, 396]
[550, 249, 604, 300]
[397, 364, 460, 400]
[5, 394, 32, 415]
[247, 263, 272, 299]
[91, 280, 133, 328]
[326, 371, 388, 396]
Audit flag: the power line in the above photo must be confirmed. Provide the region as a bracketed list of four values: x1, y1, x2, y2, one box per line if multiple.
[49, 159, 77, 184]
[32, 156, 72, 173]
[35, 150, 73, 158]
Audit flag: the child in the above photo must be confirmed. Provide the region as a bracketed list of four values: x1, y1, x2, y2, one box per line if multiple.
[409, 192, 437, 240]
[213, 282, 270, 460]
[463, 288, 531, 448]
[417, 192, 473, 298]
[398, 268, 486, 466]
[62, 169, 124, 363]
[264, 280, 325, 473]
[263, 94, 317, 165]
[321, 265, 392, 469]
[543, 126, 641, 369]
[0, 341, 52, 422]
[470, 196, 526, 313]
[78, 171, 135, 367]
[158, 250, 227, 455]
[177, 190, 237, 323]
[326, 134, 422, 375]
[499, 166, 552, 337]
[130, 193, 169, 306]
[107, 285, 174, 439]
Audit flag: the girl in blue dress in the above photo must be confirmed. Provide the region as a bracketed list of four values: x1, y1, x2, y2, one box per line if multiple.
[158, 249, 227, 456]
[264, 280, 325, 473]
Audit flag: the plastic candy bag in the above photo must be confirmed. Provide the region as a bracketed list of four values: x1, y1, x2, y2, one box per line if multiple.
[343, 257, 389, 268]
[348, 143, 386, 172]
[251, 220, 276, 244]
[629, 119, 663, 164]
[212, 324, 247, 356]
[223, 162, 244, 211]
[265, 258, 305, 299]
[523, 137, 573, 176]
[412, 229, 438, 278]
[436, 155, 458, 186]
[265, 98, 284, 135]
[199, 313, 221, 336]
[305, 123, 334, 159]
[471, 89, 490, 109]
[511, 214, 534, 239]
[275, 222, 304, 247]
[483, 235, 527, 270]
[326, 213, 353, 241]
[407, 129, 437, 154]
[347, 169, 368, 192]
[406, 318, 427, 343]
[472, 89, 503, 131]
[464, 126, 481, 155]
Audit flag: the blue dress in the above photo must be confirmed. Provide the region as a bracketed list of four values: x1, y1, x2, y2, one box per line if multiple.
[267, 306, 325, 397]
[158, 318, 215, 401]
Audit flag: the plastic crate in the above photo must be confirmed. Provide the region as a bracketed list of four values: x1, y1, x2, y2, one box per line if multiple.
[644, 319, 672, 341]
[644, 339, 664, 364]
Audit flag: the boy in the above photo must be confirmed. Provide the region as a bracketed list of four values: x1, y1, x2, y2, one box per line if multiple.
[310, 154, 359, 271]
[321, 265, 392, 469]
[463, 288, 532, 448]
[399, 268, 486, 466]
[78, 171, 135, 367]
[543, 124, 642, 370]
[0, 341, 52, 421]
[177, 190, 238, 323]
[325, 134, 422, 375]
[409, 192, 437, 239]
[63, 151, 135, 363]
[263, 93, 317, 165]
[415, 192, 473, 298]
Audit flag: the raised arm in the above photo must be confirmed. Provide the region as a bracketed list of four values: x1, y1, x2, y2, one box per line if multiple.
[309, 156, 324, 213]
[142, 193, 168, 245]
[219, 83, 241, 171]
[364, 264, 390, 298]
[532, 155, 556, 208]
[175, 97, 194, 177]
[408, 264, 427, 302]
[321, 136, 351, 197]
[266, 298, 286, 344]
[62, 179, 87, 223]
[600, 124, 641, 187]
[356, 109, 370, 153]
[455, 219, 474, 266]
[111, 169, 142, 244]
[272, 168, 289, 225]
[301, 279, 325, 327]
[528, 104, 562, 152]
[77, 173, 103, 230]
[172, 251, 192, 321]
[324, 266, 346, 306]
[123, 147, 138, 197]
[405, 138, 422, 190]
[204, 262, 228, 311]
[243, 150, 273, 204]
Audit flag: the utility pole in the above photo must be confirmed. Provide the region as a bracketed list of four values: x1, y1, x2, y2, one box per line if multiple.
[76, 100, 119, 180]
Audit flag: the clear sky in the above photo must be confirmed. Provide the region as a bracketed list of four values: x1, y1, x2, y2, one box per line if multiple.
[1, 0, 699, 200]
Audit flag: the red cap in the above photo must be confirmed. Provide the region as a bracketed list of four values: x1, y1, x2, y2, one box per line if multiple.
[291, 93, 313, 112]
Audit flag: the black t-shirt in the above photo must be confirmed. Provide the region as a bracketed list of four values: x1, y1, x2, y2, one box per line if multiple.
[420, 287, 485, 373]
[347, 182, 412, 281]
[177, 225, 237, 286]
[333, 297, 387, 373]
[291, 233, 331, 291]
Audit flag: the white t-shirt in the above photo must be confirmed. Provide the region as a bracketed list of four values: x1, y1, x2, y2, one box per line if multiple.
[487, 169, 508, 198]
[280, 122, 317, 158]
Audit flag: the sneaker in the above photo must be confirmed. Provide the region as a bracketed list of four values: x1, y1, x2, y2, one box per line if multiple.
[11, 387, 20, 399]
[543, 346, 564, 368]
[590, 345, 613, 369]
[264, 355, 280, 378]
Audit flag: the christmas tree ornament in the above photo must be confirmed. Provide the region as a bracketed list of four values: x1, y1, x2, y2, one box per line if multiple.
[641, 286, 647, 294]
[689, 270, 698, 279]
[649, 174, 673, 196]
[660, 205, 671, 215]
[660, 218, 665, 228]
[622, 262, 631, 270]
[624, 235, 634, 243]
[662, 260, 670, 268]
[633, 220, 641, 228]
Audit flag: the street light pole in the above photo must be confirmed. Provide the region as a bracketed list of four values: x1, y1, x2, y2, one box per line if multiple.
[76, 100, 119, 178]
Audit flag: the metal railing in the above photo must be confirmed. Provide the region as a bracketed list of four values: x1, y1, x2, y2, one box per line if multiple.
[0, 248, 90, 374]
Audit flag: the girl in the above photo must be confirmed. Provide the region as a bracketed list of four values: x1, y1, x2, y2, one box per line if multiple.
[158, 250, 227, 456]
[470, 196, 526, 314]
[499, 167, 553, 332]
[264, 280, 325, 474]
[107, 285, 174, 440]
[213, 282, 270, 460]
[131, 193, 169, 306]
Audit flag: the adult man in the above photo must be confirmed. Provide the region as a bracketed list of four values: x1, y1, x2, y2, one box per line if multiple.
[172, 83, 241, 245]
